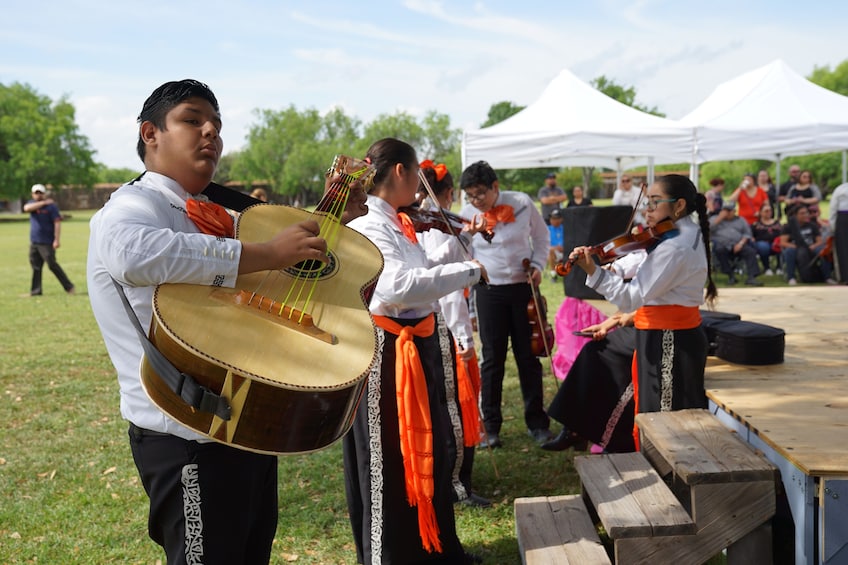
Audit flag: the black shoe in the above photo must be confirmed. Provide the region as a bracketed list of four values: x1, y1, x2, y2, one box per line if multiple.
[478, 433, 502, 449]
[541, 429, 586, 451]
[528, 428, 554, 444]
[745, 278, 764, 286]
[463, 552, 483, 564]
[459, 493, 492, 508]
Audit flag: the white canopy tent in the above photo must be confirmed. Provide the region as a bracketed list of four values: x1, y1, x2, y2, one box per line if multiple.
[461, 68, 694, 174]
[679, 59, 848, 184]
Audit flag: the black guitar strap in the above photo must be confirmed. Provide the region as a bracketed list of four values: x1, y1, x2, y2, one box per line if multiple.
[110, 277, 231, 420]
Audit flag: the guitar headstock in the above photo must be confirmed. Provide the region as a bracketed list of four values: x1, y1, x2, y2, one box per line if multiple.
[328, 155, 376, 190]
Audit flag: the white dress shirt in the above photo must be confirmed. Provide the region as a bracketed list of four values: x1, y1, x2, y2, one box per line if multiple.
[586, 216, 707, 312]
[460, 190, 549, 285]
[347, 195, 481, 319]
[87, 172, 242, 440]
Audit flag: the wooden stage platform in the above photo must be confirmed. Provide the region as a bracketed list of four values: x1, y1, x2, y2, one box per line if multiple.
[701, 286, 848, 565]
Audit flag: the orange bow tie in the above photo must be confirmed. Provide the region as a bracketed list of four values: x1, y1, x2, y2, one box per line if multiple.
[186, 197, 235, 238]
[397, 211, 419, 244]
[484, 204, 515, 228]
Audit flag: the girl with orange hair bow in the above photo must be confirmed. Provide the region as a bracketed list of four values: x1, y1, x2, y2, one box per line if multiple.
[343, 138, 487, 565]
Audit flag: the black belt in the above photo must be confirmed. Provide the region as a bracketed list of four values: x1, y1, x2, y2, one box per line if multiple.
[128, 422, 171, 438]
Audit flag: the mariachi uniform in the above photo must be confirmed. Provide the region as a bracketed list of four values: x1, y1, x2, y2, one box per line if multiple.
[344, 195, 481, 565]
[585, 216, 709, 440]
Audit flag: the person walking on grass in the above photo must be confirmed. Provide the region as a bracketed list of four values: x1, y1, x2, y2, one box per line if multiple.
[23, 183, 75, 296]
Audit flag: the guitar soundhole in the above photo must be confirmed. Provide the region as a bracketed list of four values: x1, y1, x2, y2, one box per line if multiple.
[285, 252, 338, 279]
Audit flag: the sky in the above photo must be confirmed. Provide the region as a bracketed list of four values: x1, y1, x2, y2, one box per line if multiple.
[3, 0, 848, 171]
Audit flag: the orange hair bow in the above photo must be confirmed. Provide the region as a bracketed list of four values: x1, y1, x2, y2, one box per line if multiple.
[420, 159, 448, 182]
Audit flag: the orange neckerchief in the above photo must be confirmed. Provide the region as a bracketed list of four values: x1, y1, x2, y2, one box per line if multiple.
[397, 211, 419, 244]
[185, 197, 235, 238]
[634, 305, 701, 330]
[483, 204, 515, 228]
[455, 345, 482, 448]
[371, 314, 442, 554]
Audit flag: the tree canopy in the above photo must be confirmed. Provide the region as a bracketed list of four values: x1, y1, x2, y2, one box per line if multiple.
[0, 82, 97, 199]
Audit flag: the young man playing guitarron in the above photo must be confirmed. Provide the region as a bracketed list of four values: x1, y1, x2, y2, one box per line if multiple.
[87, 80, 367, 564]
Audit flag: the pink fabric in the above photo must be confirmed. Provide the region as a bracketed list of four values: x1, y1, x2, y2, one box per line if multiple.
[552, 297, 608, 381]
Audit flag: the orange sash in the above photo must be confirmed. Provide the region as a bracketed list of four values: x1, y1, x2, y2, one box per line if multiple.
[455, 345, 482, 448]
[185, 197, 235, 238]
[371, 314, 442, 554]
[634, 305, 701, 330]
[483, 204, 515, 228]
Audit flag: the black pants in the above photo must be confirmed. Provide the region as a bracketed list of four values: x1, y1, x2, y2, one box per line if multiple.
[714, 242, 760, 280]
[474, 282, 549, 434]
[128, 424, 278, 565]
[29, 242, 74, 294]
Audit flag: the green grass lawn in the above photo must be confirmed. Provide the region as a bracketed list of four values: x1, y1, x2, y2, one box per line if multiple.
[0, 207, 781, 563]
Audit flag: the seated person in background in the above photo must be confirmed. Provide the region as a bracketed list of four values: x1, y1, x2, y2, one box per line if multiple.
[809, 204, 832, 239]
[547, 208, 565, 281]
[567, 185, 593, 207]
[543, 310, 637, 454]
[785, 170, 822, 209]
[710, 200, 763, 285]
[751, 201, 783, 275]
[781, 204, 836, 285]
[705, 177, 725, 217]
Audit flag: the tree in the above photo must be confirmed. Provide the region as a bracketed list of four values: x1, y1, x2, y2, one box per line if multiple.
[0, 82, 97, 199]
[591, 76, 665, 117]
[809, 60, 848, 96]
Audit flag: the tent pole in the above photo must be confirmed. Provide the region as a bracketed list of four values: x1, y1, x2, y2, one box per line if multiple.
[843, 150, 847, 184]
[775, 154, 782, 190]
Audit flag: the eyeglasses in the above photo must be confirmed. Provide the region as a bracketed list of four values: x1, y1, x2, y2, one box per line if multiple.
[464, 189, 491, 202]
[621, 178, 632, 183]
[645, 198, 677, 211]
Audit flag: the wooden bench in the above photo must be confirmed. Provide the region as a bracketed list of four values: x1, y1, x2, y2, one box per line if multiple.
[514, 494, 611, 564]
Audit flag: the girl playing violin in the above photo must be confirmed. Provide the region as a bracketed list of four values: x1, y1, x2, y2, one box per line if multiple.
[561, 174, 717, 447]
[343, 138, 486, 565]
[416, 160, 491, 508]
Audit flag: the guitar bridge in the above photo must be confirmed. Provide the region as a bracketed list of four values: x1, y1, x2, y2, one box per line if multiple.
[211, 289, 338, 345]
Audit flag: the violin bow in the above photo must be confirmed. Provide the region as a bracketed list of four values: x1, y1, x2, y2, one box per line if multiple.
[625, 182, 649, 234]
[417, 169, 473, 258]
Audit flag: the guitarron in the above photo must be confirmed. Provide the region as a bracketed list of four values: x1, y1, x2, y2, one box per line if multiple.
[142, 155, 383, 454]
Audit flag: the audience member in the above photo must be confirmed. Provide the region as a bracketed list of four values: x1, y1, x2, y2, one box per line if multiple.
[785, 170, 822, 209]
[23, 184, 75, 296]
[757, 169, 777, 214]
[537, 172, 567, 224]
[567, 185, 592, 207]
[459, 161, 553, 449]
[612, 174, 645, 225]
[728, 173, 768, 226]
[249, 187, 268, 202]
[780, 204, 836, 285]
[751, 201, 783, 275]
[547, 209, 564, 281]
[709, 200, 763, 285]
[705, 177, 725, 217]
[778, 164, 801, 218]
[830, 182, 848, 282]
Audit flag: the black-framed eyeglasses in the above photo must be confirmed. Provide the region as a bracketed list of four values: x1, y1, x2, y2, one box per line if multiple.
[464, 188, 491, 202]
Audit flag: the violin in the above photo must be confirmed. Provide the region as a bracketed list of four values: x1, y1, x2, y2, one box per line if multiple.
[555, 219, 677, 277]
[522, 259, 555, 358]
[397, 205, 495, 243]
